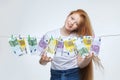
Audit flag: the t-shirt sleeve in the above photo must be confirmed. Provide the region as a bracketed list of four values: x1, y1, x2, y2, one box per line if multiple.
[38, 34, 49, 55]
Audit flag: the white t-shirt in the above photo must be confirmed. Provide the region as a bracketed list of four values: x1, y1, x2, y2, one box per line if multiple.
[39, 28, 79, 70]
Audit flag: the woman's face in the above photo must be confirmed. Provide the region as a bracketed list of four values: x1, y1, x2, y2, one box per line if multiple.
[64, 13, 82, 32]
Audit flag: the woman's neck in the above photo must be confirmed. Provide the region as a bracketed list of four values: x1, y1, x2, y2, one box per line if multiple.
[60, 27, 71, 36]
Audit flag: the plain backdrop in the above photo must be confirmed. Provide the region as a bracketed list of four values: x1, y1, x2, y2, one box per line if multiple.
[0, 0, 120, 80]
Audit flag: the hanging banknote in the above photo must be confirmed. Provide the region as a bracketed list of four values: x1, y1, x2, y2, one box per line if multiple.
[28, 35, 38, 54]
[17, 35, 27, 54]
[75, 37, 89, 58]
[64, 38, 76, 53]
[38, 35, 49, 55]
[83, 36, 93, 51]
[56, 37, 64, 55]
[9, 35, 25, 56]
[46, 36, 57, 54]
[91, 37, 101, 56]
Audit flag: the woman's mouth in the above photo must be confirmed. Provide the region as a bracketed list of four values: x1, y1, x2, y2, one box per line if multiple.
[67, 23, 73, 28]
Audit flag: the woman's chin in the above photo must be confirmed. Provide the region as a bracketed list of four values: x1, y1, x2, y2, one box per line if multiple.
[65, 26, 72, 31]
[66, 28, 72, 32]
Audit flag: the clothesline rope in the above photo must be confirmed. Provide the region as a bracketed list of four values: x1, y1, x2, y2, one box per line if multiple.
[0, 34, 120, 38]
[99, 34, 120, 38]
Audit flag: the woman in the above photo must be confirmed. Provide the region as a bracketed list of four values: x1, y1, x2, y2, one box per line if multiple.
[39, 9, 103, 80]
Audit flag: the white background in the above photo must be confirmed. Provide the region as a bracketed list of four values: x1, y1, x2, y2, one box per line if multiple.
[0, 0, 120, 80]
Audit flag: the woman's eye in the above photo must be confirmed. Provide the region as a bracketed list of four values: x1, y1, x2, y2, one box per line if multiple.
[71, 17, 74, 20]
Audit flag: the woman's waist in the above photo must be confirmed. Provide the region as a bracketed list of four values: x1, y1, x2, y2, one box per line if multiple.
[51, 67, 80, 74]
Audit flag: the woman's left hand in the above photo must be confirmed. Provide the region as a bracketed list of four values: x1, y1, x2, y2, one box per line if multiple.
[77, 53, 94, 68]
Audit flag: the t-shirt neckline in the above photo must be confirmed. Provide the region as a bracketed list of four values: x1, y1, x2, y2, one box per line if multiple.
[59, 28, 76, 37]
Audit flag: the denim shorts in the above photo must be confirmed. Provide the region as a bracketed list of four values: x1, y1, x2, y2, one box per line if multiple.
[50, 67, 80, 80]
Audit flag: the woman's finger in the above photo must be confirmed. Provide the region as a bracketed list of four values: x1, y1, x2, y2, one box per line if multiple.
[41, 54, 47, 60]
[42, 54, 52, 62]
[86, 53, 93, 58]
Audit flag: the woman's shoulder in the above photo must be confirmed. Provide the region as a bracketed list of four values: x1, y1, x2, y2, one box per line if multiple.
[45, 28, 60, 37]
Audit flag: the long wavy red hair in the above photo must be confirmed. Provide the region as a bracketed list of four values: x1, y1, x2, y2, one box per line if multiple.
[68, 9, 103, 80]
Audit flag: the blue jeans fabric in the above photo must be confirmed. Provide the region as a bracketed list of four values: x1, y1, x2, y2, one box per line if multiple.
[50, 67, 80, 80]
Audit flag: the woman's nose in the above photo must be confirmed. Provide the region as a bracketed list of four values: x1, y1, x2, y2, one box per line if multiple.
[70, 21, 74, 25]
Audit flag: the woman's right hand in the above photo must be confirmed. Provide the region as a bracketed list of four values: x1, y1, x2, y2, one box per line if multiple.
[77, 53, 94, 68]
[39, 53, 52, 65]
